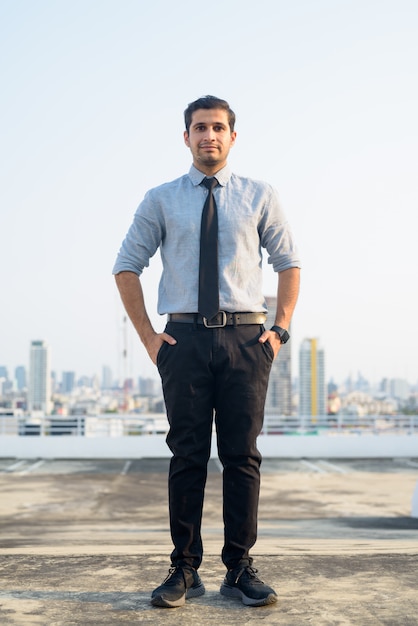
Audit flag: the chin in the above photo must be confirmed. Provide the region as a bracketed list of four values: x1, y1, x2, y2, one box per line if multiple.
[200, 155, 219, 166]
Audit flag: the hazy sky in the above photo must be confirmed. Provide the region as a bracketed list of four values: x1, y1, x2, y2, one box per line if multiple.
[1, 0, 417, 385]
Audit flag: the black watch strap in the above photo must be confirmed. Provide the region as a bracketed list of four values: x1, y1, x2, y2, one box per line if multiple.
[270, 325, 290, 344]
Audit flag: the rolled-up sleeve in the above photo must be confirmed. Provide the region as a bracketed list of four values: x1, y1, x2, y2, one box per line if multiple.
[259, 186, 301, 272]
[112, 190, 164, 276]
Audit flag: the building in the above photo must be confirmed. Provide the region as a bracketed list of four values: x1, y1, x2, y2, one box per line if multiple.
[62, 371, 76, 394]
[138, 377, 157, 397]
[15, 365, 27, 391]
[389, 378, 410, 402]
[28, 340, 52, 415]
[299, 338, 326, 417]
[101, 365, 113, 390]
[264, 295, 292, 415]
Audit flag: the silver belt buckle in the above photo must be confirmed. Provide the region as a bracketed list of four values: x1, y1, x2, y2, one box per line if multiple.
[203, 311, 227, 328]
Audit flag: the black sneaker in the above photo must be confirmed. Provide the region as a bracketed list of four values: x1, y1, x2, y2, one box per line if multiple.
[151, 565, 205, 608]
[220, 565, 278, 607]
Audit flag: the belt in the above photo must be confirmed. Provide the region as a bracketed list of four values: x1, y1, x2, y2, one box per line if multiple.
[167, 311, 267, 328]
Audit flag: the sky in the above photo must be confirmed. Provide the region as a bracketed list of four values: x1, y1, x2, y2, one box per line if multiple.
[1, 0, 417, 386]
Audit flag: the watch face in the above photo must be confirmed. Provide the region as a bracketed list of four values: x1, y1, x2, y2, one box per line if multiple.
[280, 330, 290, 344]
[271, 325, 290, 343]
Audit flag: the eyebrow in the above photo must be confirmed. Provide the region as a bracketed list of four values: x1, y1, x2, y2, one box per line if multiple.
[192, 121, 228, 129]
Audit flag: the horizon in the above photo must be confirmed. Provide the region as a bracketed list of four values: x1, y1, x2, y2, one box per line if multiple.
[2, 339, 417, 390]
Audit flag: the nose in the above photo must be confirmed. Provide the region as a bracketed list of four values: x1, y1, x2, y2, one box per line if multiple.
[205, 127, 216, 141]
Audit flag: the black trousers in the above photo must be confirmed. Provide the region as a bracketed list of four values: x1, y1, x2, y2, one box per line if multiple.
[156, 322, 274, 570]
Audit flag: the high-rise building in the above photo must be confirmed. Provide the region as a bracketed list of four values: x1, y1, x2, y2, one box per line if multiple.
[15, 366, 27, 391]
[299, 338, 326, 417]
[138, 377, 157, 397]
[0, 366, 9, 397]
[264, 296, 292, 415]
[101, 365, 113, 390]
[62, 371, 76, 394]
[390, 378, 410, 402]
[28, 340, 52, 415]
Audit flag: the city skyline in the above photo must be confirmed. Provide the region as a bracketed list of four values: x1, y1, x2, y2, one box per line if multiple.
[1, 1, 417, 384]
[1, 344, 416, 425]
[1, 335, 416, 392]
[2, 339, 416, 422]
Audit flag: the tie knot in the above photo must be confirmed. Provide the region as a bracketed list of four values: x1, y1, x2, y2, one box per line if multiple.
[201, 177, 218, 191]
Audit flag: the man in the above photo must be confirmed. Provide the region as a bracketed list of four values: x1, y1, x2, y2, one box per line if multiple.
[113, 95, 300, 608]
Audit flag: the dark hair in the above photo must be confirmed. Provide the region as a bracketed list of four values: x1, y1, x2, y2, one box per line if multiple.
[184, 95, 236, 133]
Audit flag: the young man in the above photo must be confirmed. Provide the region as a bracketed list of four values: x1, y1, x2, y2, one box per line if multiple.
[113, 96, 301, 608]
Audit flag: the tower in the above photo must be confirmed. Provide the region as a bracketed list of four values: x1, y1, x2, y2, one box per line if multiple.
[15, 366, 27, 391]
[101, 365, 113, 390]
[299, 338, 325, 417]
[28, 340, 52, 415]
[62, 371, 76, 394]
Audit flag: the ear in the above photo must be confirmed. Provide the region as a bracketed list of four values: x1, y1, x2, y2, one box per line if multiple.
[184, 130, 190, 147]
[230, 131, 237, 146]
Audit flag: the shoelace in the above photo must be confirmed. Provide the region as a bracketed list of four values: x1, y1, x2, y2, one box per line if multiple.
[234, 566, 263, 585]
[163, 566, 183, 585]
[163, 565, 196, 586]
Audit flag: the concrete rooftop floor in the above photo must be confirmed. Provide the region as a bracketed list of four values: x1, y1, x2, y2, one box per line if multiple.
[0, 456, 417, 625]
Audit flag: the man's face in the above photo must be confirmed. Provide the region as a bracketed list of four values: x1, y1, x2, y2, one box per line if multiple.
[184, 108, 237, 175]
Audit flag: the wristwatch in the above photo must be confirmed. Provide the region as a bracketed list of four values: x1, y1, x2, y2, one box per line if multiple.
[270, 325, 290, 344]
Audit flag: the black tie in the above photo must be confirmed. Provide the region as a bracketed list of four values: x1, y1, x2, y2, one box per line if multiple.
[198, 177, 219, 320]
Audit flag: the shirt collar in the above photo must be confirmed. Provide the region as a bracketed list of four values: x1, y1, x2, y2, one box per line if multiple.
[188, 164, 232, 187]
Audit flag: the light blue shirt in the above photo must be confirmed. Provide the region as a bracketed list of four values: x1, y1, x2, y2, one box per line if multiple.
[113, 164, 301, 315]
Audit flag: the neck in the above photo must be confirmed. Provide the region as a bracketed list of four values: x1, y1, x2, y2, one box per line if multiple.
[193, 161, 227, 177]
